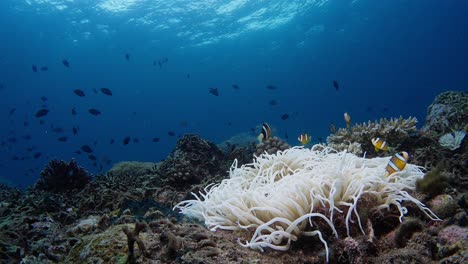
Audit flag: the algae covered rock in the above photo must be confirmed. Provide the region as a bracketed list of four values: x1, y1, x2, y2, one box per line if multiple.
[108, 161, 159, 177]
[158, 134, 226, 189]
[422, 91, 468, 136]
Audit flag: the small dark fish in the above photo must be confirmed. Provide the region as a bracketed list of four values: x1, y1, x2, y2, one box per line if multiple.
[40, 96, 48, 102]
[187, 73, 190, 79]
[8, 137, 17, 143]
[318, 137, 323, 144]
[123, 136, 131, 145]
[12, 156, 19, 161]
[23, 135, 32, 140]
[110, 139, 115, 144]
[9, 108, 16, 115]
[62, 59, 70, 68]
[32, 65, 38, 72]
[106, 160, 111, 165]
[268, 100, 278, 106]
[93, 140, 98, 146]
[209, 88, 219, 96]
[81, 145, 93, 153]
[125, 53, 130, 61]
[35, 109, 49, 118]
[40, 66, 48, 71]
[72, 126, 78, 135]
[168, 131, 175, 136]
[88, 154, 97, 161]
[88, 108, 101, 116]
[281, 114, 289, 120]
[39, 120, 45, 125]
[133, 138, 139, 143]
[74, 150, 82, 155]
[266, 85, 277, 90]
[227, 122, 232, 126]
[73, 89, 85, 97]
[57, 136, 68, 142]
[100, 88, 112, 96]
[33, 152, 42, 159]
[93, 88, 98, 94]
[232, 84, 239, 90]
[152, 137, 160, 142]
[285, 132, 289, 139]
[333, 80, 339, 91]
[366, 106, 373, 112]
[0, 83, 4, 90]
[180, 121, 188, 127]
[24, 121, 29, 127]
[72, 107, 77, 115]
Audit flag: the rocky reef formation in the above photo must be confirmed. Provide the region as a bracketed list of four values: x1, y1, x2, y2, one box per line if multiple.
[0, 91, 466, 263]
[33, 159, 92, 193]
[422, 91, 468, 136]
[157, 134, 227, 189]
[255, 136, 291, 156]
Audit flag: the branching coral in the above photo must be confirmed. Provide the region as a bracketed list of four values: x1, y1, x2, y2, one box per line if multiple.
[327, 116, 418, 155]
[174, 145, 439, 262]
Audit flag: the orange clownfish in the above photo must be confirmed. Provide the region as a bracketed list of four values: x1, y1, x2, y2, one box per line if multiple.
[386, 151, 409, 176]
[257, 123, 271, 142]
[371, 138, 389, 152]
[298, 133, 311, 145]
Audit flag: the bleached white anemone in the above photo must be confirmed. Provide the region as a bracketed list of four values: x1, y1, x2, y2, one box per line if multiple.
[174, 145, 439, 262]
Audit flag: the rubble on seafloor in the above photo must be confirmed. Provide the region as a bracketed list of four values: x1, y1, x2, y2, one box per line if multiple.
[0, 91, 466, 263]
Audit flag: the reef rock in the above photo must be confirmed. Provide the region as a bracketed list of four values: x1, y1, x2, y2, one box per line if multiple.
[158, 134, 226, 189]
[422, 91, 468, 136]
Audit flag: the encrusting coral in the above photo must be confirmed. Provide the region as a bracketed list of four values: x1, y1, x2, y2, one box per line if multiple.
[327, 116, 418, 156]
[175, 145, 439, 262]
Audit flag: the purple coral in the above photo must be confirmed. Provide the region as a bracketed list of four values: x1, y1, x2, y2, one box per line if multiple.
[35, 159, 91, 193]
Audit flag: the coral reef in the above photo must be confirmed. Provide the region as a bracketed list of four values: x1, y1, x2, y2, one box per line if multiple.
[422, 91, 468, 136]
[1, 90, 467, 263]
[158, 134, 227, 189]
[33, 159, 91, 193]
[255, 136, 291, 156]
[326, 116, 418, 156]
[175, 145, 439, 262]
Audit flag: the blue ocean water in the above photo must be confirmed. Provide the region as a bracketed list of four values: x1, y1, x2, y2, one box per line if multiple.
[0, 0, 466, 188]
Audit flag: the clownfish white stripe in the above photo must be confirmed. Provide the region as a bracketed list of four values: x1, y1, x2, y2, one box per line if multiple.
[388, 161, 399, 171]
[395, 153, 405, 161]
